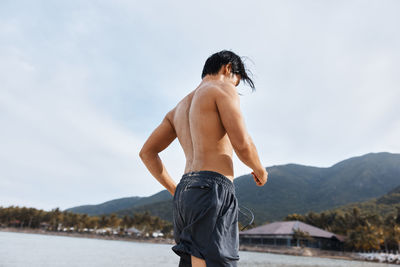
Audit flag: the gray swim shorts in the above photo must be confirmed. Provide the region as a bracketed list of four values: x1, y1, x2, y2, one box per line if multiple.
[172, 170, 239, 267]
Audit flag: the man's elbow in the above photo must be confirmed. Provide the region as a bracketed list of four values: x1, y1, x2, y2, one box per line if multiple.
[233, 138, 253, 158]
[139, 147, 148, 161]
[139, 148, 145, 160]
[139, 147, 156, 161]
[235, 144, 252, 159]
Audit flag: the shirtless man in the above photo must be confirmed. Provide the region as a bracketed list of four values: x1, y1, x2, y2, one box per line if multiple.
[139, 50, 268, 267]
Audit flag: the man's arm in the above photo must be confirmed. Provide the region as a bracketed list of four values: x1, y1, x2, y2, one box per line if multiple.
[139, 111, 177, 195]
[215, 85, 268, 186]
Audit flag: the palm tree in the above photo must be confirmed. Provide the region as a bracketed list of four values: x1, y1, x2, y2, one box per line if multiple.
[99, 215, 109, 228]
[293, 229, 314, 247]
[50, 208, 61, 231]
[121, 215, 131, 230]
[346, 222, 383, 251]
[109, 213, 120, 229]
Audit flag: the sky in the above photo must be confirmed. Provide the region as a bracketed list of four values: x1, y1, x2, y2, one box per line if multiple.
[1, 0, 399, 211]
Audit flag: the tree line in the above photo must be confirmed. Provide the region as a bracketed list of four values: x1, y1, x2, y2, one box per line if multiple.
[0, 206, 173, 237]
[285, 207, 400, 252]
[4, 205, 400, 251]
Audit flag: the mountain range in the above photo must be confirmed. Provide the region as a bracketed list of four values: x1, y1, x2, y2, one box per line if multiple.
[327, 184, 400, 218]
[65, 152, 400, 224]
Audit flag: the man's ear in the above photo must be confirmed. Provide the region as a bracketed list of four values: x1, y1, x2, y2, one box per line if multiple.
[224, 63, 232, 75]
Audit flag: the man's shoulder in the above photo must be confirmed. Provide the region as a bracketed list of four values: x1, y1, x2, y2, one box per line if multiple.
[220, 82, 237, 95]
[165, 108, 175, 120]
[212, 83, 238, 102]
[202, 82, 236, 99]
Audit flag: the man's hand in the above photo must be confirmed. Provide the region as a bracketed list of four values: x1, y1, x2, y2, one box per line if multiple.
[171, 185, 177, 197]
[251, 169, 268, 186]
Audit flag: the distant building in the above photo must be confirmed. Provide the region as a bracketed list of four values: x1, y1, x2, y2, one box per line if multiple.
[39, 222, 50, 230]
[240, 220, 344, 250]
[126, 227, 142, 236]
[152, 230, 164, 238]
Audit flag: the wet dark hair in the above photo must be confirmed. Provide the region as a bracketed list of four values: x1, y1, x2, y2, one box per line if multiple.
[201, 50, 255, 90]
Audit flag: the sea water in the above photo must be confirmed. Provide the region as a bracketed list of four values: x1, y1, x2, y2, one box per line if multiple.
[0, 231, 393, 267]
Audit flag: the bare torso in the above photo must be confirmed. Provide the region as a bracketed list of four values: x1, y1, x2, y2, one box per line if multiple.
[169, 80, 235, 181]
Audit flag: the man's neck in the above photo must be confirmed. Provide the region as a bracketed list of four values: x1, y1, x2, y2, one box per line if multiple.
[202, 74, 235, 87]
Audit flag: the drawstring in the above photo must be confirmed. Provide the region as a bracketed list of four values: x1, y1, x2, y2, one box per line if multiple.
[238, 204, 254, 231]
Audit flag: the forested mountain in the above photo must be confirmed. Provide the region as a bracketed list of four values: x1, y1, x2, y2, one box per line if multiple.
[65, 191, 172, 216]
[283, 184, 400, 251]
[326, 184, 400, 217]
[234, 152, 400, 223]
[65, 152, 400, 224]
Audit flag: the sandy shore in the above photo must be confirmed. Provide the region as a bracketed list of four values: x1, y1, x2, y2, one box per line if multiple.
[240, 244, 356, 261]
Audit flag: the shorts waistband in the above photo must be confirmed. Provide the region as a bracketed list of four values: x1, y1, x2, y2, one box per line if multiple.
[181, 170, 235, 193]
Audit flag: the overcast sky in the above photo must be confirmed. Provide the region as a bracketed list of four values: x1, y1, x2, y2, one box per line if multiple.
[1, 0, 399, 211]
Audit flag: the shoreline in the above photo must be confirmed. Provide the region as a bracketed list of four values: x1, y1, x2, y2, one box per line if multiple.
[2, 228, 396, 264]
[0, 227, 175, 245]
[239, 245, 400, 265]
[240, 244, 356, 261]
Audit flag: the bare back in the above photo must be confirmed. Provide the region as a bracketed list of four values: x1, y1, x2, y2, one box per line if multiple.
[169, 80, 235, 180]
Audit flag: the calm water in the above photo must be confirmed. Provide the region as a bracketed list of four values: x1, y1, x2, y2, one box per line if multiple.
[0, 231, 394, 267]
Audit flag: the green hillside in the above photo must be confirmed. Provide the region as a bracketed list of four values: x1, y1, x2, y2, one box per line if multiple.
[327, 185, 400, 217]
[64, 196, 142, 216]
[235, 152, 400, 224]
[284, 185, 400, 251]
[65, 190, 172, 216]
[65, 152, 400, 225]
